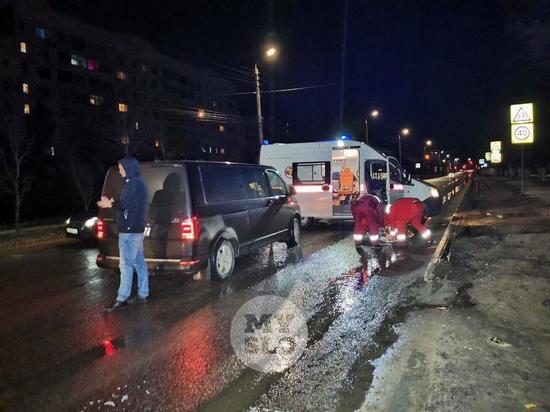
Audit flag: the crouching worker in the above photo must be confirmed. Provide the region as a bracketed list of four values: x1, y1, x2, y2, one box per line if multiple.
[351, 194, 385, 246]
[386, 198, 431, 243]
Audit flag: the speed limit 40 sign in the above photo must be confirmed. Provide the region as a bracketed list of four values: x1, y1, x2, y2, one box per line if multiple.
[511, 123, 534, 144]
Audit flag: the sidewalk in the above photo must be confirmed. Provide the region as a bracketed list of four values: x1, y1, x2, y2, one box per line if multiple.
[361, 176, 550, 411]
[0, 224, 75, 253]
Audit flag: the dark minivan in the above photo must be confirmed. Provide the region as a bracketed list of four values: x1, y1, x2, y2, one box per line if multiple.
[96, 161, 301, 280]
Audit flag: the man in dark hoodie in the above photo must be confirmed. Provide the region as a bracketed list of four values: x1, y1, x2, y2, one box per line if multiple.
[97, 156, 149, 312]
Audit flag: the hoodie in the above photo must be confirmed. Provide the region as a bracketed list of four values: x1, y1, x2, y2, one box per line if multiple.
[113, 156, 148, 233]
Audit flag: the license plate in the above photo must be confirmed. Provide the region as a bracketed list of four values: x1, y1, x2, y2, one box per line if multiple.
[144, 227, 151, 237]
[66, 228, 78, 235]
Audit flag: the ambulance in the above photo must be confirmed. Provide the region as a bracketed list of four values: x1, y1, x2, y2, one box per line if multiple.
[260, 140, 441, 226]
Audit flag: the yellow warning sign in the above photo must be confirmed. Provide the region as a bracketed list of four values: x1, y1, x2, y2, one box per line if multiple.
[491, 152, 502, 163]
[485, 152, 492, 161]
[511, 123, 534, 144]
[510, 103, 533, 124]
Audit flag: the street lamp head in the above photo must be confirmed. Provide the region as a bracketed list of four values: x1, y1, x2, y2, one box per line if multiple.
[370, 109, 379, 118]
[265, 47, 277, 58]
[401, 128, 410, 136]
[426, 139, 432, 146]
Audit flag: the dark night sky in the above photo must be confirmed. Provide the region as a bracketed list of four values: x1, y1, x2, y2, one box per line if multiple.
[51, 0, 550, 162]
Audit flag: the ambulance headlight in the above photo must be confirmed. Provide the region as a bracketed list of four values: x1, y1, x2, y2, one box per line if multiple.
[353, 234, 364, 241]
[84, 217, 98, 228]
[430, 188, 439, 198]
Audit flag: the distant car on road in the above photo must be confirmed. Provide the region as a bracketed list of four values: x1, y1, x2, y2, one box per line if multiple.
[65, 210, 98, 242]
[96, 161, 301, 280]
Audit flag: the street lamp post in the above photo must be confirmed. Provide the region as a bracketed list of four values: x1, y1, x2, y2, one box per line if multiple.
[254, 47, 277, 148]
[364, 109, 379, 144]
[254, 63, 264, 146]
[424, 139, 432, 154]
[398, 128, 410, 166]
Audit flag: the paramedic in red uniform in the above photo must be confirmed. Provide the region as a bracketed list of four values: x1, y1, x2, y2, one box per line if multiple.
[386, 198, 431, 242]
[351, 194, 385, 245]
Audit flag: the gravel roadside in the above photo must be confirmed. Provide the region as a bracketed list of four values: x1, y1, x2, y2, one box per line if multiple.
[361, 175, 550, 411]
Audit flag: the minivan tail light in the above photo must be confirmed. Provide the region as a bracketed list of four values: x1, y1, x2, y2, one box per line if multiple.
[96, 218, 105, 239]
[181, 217, 199, 240]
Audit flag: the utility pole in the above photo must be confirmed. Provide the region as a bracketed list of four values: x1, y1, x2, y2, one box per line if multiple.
[254, 64, 264, 147]
[398, 133, 402, 166]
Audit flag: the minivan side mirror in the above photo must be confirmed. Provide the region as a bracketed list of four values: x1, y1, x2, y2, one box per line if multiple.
[288, 185, 297, 196]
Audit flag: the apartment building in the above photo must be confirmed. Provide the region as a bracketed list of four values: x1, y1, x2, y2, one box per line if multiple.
[0, 0, 249, 161]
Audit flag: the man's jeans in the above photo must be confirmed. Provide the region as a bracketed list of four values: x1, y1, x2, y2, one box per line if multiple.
[117, 233, 149, 302]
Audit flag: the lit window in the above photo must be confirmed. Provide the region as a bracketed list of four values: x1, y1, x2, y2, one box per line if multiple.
[89, 95, 104, 106]
[141, 64, 147, 72]
[35, 27, 46, 39]
[20, 42, 27, 53]
[23, 104, 30, 114]
[86, 59, 99, 71]
[22, 83, 29, 94]
[70, 54, 86, 68]
[221, 148, 225, 154]
[116, 71, 126, 80]
[118, 103, 128, 112]
[135, 121, 139, 130]
[219, 125, 225, 133]
[49, 146, 55, 156]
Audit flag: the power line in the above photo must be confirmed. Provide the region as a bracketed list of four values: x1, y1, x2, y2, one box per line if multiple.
[218, 83, 337, 96]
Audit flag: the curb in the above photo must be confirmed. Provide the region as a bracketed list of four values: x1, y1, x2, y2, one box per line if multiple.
[424, 180, 471, 281]
[0, 235, 76, 255]
[0, 223, 65, 236]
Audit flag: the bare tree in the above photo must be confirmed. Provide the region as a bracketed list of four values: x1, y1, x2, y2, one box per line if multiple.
[58, 115, 122, 212]
[0, 116, 34, 234]
[67, 156, 96, 212]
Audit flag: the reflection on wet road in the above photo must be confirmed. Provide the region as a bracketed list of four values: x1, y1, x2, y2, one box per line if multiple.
[0, 176, 462, 411]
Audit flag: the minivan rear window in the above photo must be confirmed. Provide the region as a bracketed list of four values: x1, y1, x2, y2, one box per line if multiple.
[103, 165, 187, 206]
[102, 165, 188, 223]
[143, 167, 186, 206]
[199, 164, 246, 203]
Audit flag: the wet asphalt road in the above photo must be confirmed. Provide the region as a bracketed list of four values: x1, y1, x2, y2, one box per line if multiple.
[0, 176, 466, 412]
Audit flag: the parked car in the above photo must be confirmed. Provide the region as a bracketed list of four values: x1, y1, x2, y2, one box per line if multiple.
[96, 161, 301, 280]
[65, 210, 99, 242]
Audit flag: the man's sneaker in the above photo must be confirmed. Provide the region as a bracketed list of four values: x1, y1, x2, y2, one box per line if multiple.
[104, 300, 127, 312]
[128, 295, 148, 304]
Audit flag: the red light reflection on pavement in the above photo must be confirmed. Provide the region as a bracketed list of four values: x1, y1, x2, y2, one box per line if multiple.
[103, 339, 117, 357]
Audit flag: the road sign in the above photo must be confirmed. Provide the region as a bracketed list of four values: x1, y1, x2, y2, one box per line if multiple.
[510, 103, 533, 124]
[511, 123, 534, 144]
[485, 152, 492, 161]
[491, 152, 502, 163]
[490, 141, 501, 152]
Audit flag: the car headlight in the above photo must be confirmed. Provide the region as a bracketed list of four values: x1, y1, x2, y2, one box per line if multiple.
[430, 188, 439, 198]
[65, 218, 71, 225]
[84, 217, 98, 228]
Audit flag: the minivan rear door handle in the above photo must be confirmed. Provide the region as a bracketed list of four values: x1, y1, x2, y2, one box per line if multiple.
[266, 198, 275, 206]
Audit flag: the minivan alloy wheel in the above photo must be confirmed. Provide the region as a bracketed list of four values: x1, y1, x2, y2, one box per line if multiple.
[286, 216, 301, 248]
[293, 218, 301, 244]
[216, 241, 234, 277]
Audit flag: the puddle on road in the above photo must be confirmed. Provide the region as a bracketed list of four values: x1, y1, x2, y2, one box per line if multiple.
[199, 243, 430, 411]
